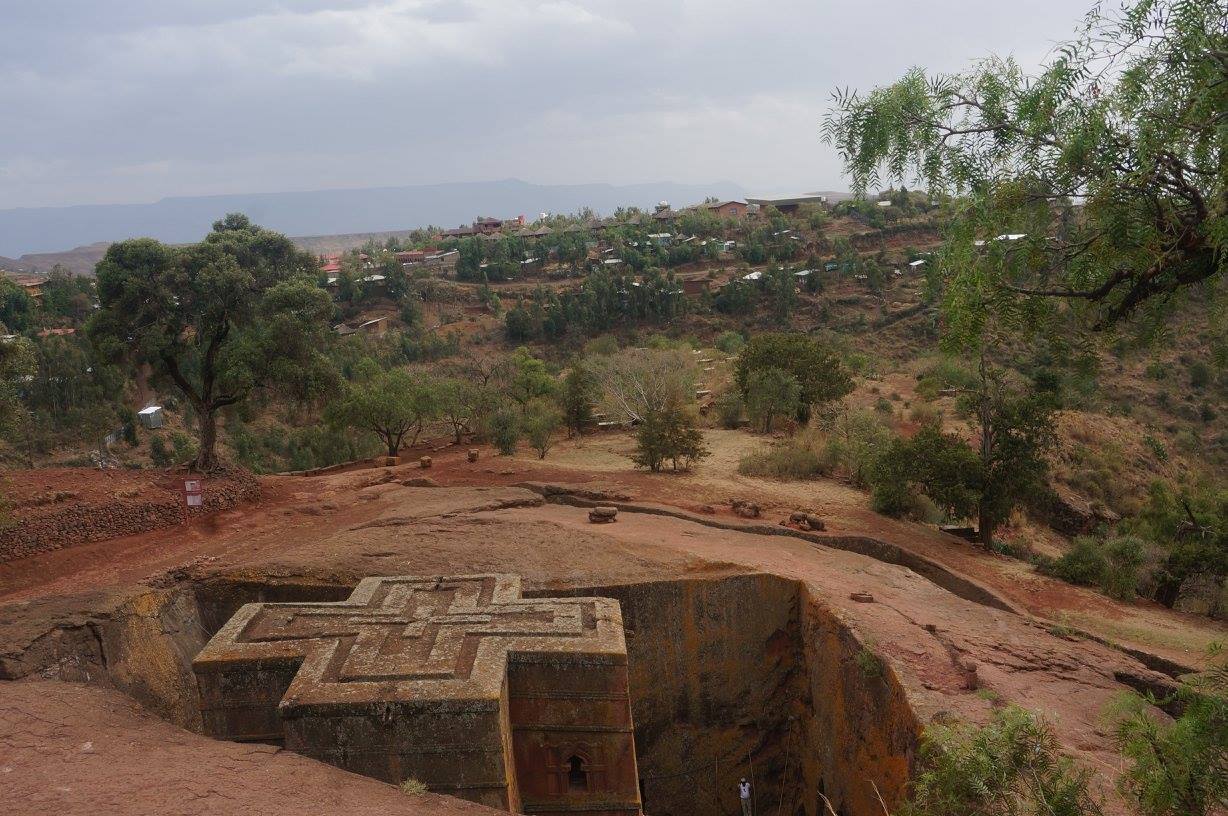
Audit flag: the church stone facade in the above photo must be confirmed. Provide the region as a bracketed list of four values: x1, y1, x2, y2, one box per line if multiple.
[193, 574, 642, 815]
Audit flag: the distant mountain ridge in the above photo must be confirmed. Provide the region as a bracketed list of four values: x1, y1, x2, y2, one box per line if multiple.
[0, 178, 748, 263]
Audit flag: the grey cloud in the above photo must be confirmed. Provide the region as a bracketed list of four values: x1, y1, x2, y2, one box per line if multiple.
[1, 0, 1089, 210]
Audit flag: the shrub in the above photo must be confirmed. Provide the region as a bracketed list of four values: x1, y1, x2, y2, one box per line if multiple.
[1189, 360, 1211, 389]
[1042, 537, 1107, 586]
[855, 647, 884, 679]
[1112, 645, 1228, 816]
[714, 391, 744, 429]
[909, 402, 943, 427]
[150, 436, 172, 468]
[1100, 536, 1146, 600]
[715, 330, 745, 355]
[489, 407, 521, 455]
[901, 706, 1100, 816]
[171, 431, 198, 464]
[399, 778, 429, 795]
[915, 357, 978, 400]
[869, 424, 980, 521]
[583, 334, 619, 356]
[737, 443, 831, 480]
[825, 408, 895, 488]
[632, 406, 709, 472]
[1144, 434, 1168, 462]
[521, 399, 561, 460]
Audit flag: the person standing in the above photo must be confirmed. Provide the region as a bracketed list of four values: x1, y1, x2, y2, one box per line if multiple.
[738, 777, 752, 816]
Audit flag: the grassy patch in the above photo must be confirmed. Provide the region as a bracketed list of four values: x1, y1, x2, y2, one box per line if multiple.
[737, 442, 833, 480]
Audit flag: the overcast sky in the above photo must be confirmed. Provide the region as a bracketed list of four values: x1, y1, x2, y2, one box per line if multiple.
[1, 0, 1090, 210]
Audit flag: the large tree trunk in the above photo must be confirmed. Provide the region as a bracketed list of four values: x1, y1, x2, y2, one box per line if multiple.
[195, 408, 219, 472]
[978, 504, 994, 548]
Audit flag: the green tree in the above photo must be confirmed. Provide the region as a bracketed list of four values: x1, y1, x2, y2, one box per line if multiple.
[1112, 645, 1228, 816]
[0, 336, 35, 437]
[744, 367, 802, 433]
[631, 405, 710, 473]
[871, 424, 981, 520]
[489, 406, 521, 456]
[522, 399, 561, 459]
[327, 368, 437, 457]
[1121, 481, 1228, 609]
[559, 365, 597, 438]
[0, 278, 33, 332]
[504, 347, 558, 405]
[714, 390, 744, 429]
[37, 267, 94, 323]
[823, 0, 1226, 332]
[735, 333, 853, 414]
[436, 377, 490, 445]
[765, 265, 798, 322]
[962, 360, 1058, 547]
[88, 214, 337, 470]
[714, 331, 745, 355]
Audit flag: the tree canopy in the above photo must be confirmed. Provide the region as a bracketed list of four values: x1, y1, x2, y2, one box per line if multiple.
[735, 333, 853, 410]
[327, 367, 436, 458]
[823, 0, 1227, 333]
[88, 213, 336, 470]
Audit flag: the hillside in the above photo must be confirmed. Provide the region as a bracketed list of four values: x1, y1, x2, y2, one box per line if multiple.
[0, 178, 747, 259]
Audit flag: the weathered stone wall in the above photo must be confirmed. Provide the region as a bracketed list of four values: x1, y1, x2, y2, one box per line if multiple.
[545, 576, 922, 816]
[540, 575, 810, 816]
[0, 470, 260, 564]
[797, 587, 921, 816]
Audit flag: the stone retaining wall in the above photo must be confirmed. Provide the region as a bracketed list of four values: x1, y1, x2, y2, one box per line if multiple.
[0, 471, 260, 564]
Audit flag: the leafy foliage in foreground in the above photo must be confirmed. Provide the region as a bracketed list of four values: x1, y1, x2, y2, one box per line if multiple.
[824, 0, 1227, 333]
[902, 706, 1102, 816]
[1111, 645, 1228, 816]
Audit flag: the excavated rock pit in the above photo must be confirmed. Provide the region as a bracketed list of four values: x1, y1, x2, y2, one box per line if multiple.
[4, 572, 919, 816]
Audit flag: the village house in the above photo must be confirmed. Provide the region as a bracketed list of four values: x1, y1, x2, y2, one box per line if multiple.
[444, 215, 526, 239]
[703, 200, 749, 219]
[678, 273, 711, 297]
[1, 272, 46, 302]
[746, 193, 829, 215]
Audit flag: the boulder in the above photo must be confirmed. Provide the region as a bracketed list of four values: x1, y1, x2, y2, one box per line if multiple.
[961, 659, 979, 690]
[588, 506, 619, 524]
[1039, 484, 1121, 535]
[731, 499, 760, 519]
[467, 449, 480, 463]
[800, 514, 826, 532]
[790, 511, 825, 531]
[419, 456, 432, 469]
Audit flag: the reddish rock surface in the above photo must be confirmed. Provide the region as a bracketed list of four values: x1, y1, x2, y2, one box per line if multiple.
[0, 679, 502, 816]
[1, 446, 1224, 816]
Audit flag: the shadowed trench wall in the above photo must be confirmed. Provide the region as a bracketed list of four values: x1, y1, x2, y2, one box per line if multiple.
[538, 575, 920, 816]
